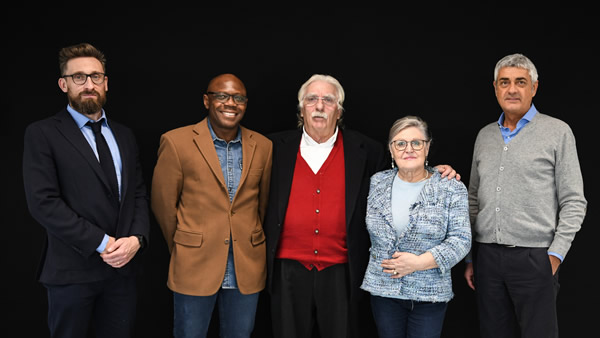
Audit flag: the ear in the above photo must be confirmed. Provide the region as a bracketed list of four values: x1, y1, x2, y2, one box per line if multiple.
[58, 77, 68, 93]
[531, 80, 538, 97]
[203, 94, 209, 110]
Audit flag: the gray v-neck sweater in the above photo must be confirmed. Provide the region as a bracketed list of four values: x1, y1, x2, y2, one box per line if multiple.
[468, 112, 587, 259]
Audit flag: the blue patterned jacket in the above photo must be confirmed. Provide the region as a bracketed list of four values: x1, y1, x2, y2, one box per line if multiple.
[360, 169, 471, 302]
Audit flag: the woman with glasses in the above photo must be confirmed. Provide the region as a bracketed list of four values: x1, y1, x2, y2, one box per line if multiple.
[360, 115, 471, 338]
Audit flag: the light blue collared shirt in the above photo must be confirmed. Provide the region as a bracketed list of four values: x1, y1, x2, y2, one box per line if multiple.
[207, 119, 243, 289]
[67, 105, 122, 253]
[498, 103, 537, 144]
[496, 103, 563, 262]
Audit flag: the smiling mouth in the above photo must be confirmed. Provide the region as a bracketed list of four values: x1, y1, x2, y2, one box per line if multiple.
[221, 111, 238, 118]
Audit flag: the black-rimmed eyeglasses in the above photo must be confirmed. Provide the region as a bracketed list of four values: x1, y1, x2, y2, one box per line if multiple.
[207, 91, 248, 105]
[62, 73, 106, 85]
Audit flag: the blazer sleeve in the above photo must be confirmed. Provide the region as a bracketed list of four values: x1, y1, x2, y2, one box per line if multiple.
[127, 132, 151, 242]
[23, 122, 106, 257]
[151, 133, 184, 252]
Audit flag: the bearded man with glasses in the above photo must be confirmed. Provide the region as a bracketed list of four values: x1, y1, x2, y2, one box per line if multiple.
[23, 42, 150, 338]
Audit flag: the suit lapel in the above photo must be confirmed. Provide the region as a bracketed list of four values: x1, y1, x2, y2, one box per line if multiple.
[192, 119, 227, 189]
[237, 127, 256, 198]
[342, 130, 368, 227]
[54, 109, 115, 193]
[274, 131, 301, 223]
[109, 119, 128, 202]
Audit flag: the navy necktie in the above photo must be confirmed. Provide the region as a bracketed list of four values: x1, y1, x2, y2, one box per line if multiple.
[87, 120, 119, 201]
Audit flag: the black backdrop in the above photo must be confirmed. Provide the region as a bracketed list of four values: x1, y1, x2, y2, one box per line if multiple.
[5, 6, 597, 337]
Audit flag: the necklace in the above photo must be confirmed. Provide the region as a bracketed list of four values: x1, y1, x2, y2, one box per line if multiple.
[415, 171, 430, 183]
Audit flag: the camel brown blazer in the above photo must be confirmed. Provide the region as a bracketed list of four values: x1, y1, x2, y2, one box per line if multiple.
[151, 118, 272, 296]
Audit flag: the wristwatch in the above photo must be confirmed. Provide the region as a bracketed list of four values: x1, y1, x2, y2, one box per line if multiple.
[135, 235, 145, 249]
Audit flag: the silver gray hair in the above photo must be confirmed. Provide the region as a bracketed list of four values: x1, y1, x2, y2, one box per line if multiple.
[296, 74, 345, 128]
[494, 53, 539, 84]
[388, 115, 431, 145]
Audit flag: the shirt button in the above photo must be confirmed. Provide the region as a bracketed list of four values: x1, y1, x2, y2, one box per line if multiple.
[224, 239, 230, 244]
[316, 189, 320, 194]
[499, 166, 504, 171]
[315, 229, 319, 234]
[316, 209, 320, 214]
[503, 146, 508, 151]
[496, 187, 501, 191]
[495, 207, 500, 212]
[314, 250, 318, 254]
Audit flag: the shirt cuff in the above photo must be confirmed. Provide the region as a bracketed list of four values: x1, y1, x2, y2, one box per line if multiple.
[548, 251, 564, 262]
[96, 234, 109, 253]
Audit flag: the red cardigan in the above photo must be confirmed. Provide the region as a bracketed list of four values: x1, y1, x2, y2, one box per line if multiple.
[276, 132, 348, 270]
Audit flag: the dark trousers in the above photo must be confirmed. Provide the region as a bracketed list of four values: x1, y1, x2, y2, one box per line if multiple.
[271, 259, 350, 338]
[370, 295, 447, 338]
[45, 274, 137, 338]
[474, 243, 560, 338]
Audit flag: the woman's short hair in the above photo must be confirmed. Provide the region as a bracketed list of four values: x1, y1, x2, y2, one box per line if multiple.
[388, 115, 431, 145]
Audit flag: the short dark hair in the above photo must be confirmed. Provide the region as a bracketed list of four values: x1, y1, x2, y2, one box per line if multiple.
[58, 43, 106, 76]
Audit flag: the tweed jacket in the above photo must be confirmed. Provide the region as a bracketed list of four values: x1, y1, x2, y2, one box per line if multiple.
[151, 118, 273, 296]
[361, 169, 471, 302]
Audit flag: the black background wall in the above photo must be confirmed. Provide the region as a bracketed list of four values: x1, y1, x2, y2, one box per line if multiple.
[5, 5, 597, 337]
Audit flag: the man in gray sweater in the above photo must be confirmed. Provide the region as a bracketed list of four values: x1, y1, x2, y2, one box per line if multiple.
[464, 53, 587, 338]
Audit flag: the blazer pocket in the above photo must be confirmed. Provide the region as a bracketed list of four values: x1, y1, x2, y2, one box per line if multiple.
[251, 229, 265, 246]
[173, 229, 203, 247]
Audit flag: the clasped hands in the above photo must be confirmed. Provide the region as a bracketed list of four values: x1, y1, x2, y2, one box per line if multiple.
[100, 236, 141, 268]
[381, 251, 437, 278]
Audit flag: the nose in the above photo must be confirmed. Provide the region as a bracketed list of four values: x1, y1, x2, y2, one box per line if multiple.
[82, 76, 95, 89]
[507, 82, 519, 94]
[314, 98, 326, 110]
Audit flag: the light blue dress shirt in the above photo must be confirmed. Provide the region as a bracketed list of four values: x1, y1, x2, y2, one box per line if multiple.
[498, 103, 538, 144]
[207, 120, 243, 289]
[67, 105, 122, 253]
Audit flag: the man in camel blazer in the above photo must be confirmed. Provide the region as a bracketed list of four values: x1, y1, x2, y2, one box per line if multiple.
[151, 74, 272, 337]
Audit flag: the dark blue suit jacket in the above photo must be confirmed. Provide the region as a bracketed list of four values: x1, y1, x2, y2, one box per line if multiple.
[23, 108, 150, 285]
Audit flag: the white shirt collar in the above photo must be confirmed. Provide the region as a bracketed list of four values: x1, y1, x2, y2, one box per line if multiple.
[301, 126, 338, 147]
[300, 127, 339, 174]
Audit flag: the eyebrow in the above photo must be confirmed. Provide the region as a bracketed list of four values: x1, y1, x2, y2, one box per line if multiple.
[498, 77, 529, 82]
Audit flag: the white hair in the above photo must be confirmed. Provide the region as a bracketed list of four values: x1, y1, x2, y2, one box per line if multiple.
[296, 74, 345, 128]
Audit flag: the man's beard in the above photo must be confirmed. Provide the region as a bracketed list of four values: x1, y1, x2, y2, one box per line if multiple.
[69, 90, 107, 116]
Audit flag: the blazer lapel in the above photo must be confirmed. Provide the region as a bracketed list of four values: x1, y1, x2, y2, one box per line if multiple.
[54, 109, 114, 192]
[274, 131, 301, 223]
[342, 130, 368, 228]
[237, 126, 256, 197]
[192, 119, 227, 189]
[109, 119, 128, 202]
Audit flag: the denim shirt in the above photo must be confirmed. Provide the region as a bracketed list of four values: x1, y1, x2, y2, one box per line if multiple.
[207, 120, 242, 289]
